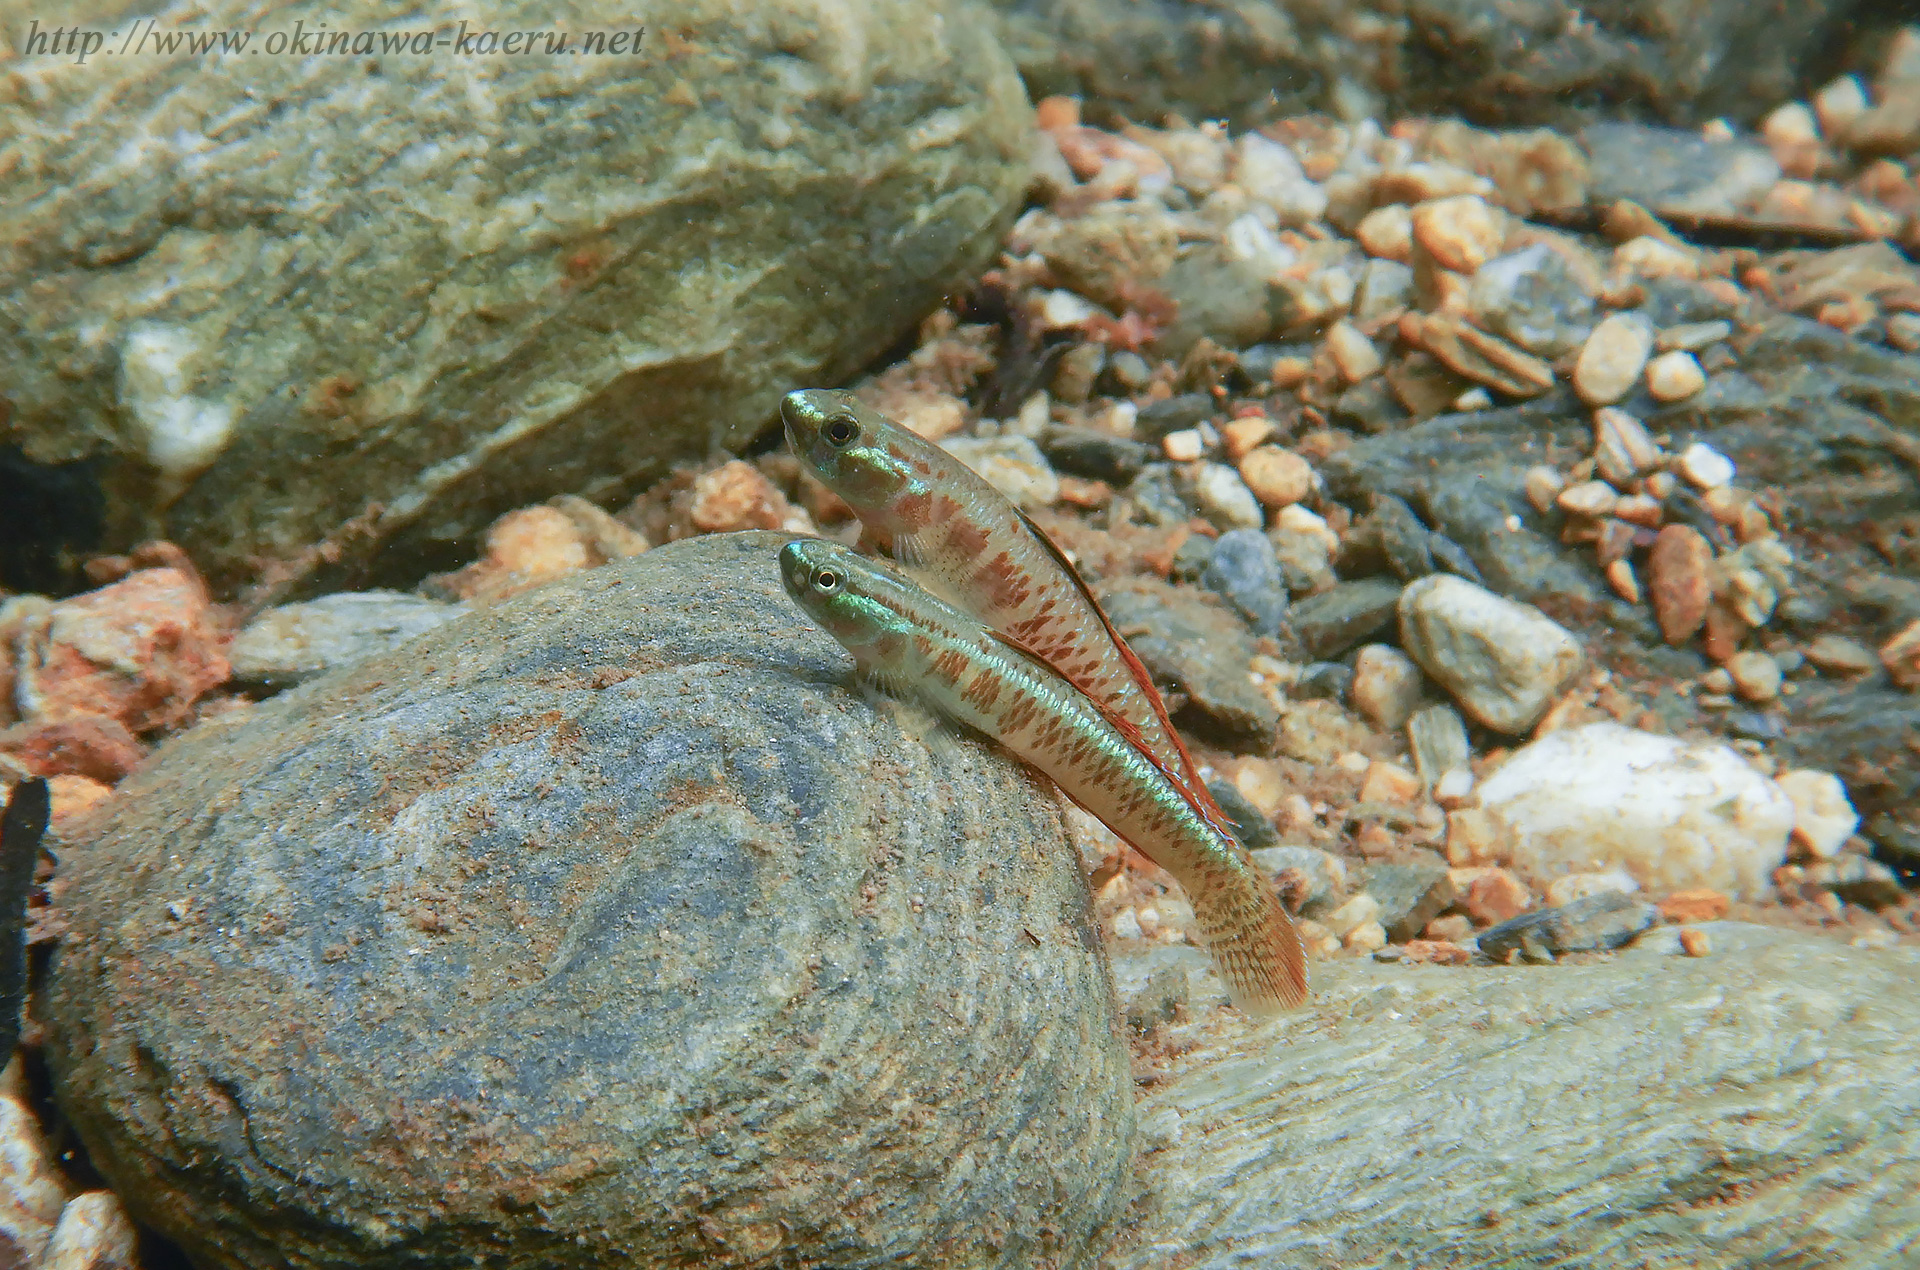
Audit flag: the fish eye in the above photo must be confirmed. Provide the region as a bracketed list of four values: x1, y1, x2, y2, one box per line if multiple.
[813, 570, 841, 592]
[823, 414, 860, 447]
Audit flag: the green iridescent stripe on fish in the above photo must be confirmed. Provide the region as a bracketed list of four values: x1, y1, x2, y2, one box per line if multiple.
[779, 537, 1307, 1016]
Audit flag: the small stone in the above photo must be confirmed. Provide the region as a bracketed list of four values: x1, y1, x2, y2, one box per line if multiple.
[1162, 429, 1206, 462]
[1238, 447, 1315, 509]
[941, 435, 1061, 508]
[1359, 760, 1422, 805]
[1461, 868, 1532, 925]
[1677, 927, 1711, 957]
[1572, 312, 1656, 406]
[1604, 559, 1641, 604]
[1324, 893, 1383, 938]
[1234, 133, 1328, 226]
[1477, 891, 1657, 963]
[1555, 480, 1618, 518]
[1364, 861, 1458, 942]
[1352, 259, 1416, 324]
[1813, 74, 1871, 136]
[1122, 966, 1190, 1034]
[1220, 415, 1276, 461]
[1658, 888, 1731, 923]
[1396, 575, 1585, 735]
[1804, 634, 1880, 675]
[1466, 244, 1597, 359]
[1410, 195, 1505, 275]
[1476, 723, 1793, 899]
[1644, 350, 1706, 402]
[1424, 913, 1476, 944]
[1226, 756, 1289, 818]
[1656, 320, 1733, 353]
[0, 1092, 67, 1264]
[1726, 649, 1782, 702]
[47, 774, 114, 827]
[1038, 288, 1100, 329]
[1613, 236, 1700, 281]
[1407, 703, 1472, 788]
[230, 592, 467, 689]
[1445, 808, 1508, 866]
[1287, 578, 1403, 660]
[0, 715, 146, 785]
[1325, 319, 1384, 384]
[20, 567, 229, 735]
[1250, 846, 1348, 914]
[1186, 463, 1264, 531]
[42, 1192, 139, 1270]
[689, 461, 801, 534]
[1040, 425, 1156, 484]
[1762, 101, 1820, 150]
[1803, 857, 1906, 910]
[1888, 312, 1920, 351]
[1402, 939, 1473, 965]
[1524, 465, 1567, 513]
[1544, 869, 1640, 908]
[1200, 529, 1289, 637]
[1349, 645, 1425, 731]
[1592, 407, 1662, 485]
[1612, 495, 1663, 528]
[1344, 920, 1389, 953]
[1881, 618, 1920, 688]
[1676, 441, 1735, 489]
[1775, 769, 1860, 858]
[1355, 204, 1414, 262]
[1647, 525, 1714, 646]
[1408, 311, 1557, 398]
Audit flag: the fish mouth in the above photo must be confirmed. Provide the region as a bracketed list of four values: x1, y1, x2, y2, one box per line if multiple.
[777, 539, 818, 595]
[779, 389, 827, 448]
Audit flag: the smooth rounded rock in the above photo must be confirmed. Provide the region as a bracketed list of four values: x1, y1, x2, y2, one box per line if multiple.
[1573, 312, 1657, 406]
[45, 533, 1134, 1270]
[0, 0, 1031, 591]
[1396, 574, 1585, 734]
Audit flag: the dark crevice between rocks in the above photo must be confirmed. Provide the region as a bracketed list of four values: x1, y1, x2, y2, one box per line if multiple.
[0, 444, 107, 597]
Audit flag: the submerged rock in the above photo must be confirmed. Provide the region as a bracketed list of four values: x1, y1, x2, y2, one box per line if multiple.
[1107, 923, 1920, 1268]
[1477, 722, 1793, 900]
[1, 0, 1031, 591]
[45, 533, 1134, 1270]
[227, 592, 466, 689]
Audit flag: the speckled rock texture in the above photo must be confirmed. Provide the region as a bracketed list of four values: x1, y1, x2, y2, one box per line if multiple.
[0, 0, 1032, 593]
[1106, 924, 1920, 1269]
[991, 0, 1857, 132]
[44, 533, 1135, 1270]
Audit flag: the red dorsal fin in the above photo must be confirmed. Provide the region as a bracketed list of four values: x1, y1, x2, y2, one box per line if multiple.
[1009, 504, 1236, 833]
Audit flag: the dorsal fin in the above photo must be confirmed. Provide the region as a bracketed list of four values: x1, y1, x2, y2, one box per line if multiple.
[1010, 504, 1237, 833]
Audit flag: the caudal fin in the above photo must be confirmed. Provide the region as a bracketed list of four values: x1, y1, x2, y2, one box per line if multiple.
[1194, 867, 1309, 1017]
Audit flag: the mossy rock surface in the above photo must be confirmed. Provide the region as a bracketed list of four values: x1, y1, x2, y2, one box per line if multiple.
[46, 532, 1135, 1269]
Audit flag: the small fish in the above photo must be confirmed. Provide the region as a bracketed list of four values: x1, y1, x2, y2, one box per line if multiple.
[781, 389, 1224, 823]
[779, 539, 1306, 1016]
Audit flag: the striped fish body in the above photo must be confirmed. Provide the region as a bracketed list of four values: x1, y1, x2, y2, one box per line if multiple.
[779, 538, 1306, 1016]
[781, 389, 1216, 815]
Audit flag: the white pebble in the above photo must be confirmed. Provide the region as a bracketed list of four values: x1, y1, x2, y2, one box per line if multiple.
[1162, 429, 1205, 462]
[1190, 462, 1264, 530]
[1573, 312, 1656, 406]
[1645, 350, 1706, 402]
[1476, 722, 1792, 899]
[1677, 441, 1735, 489]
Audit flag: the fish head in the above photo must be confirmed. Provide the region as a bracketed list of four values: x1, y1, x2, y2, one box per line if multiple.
[780, 389, 932, 529]
[778, 538, 913, 664]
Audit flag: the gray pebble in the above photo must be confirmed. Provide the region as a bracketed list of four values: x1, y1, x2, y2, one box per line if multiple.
[1294, 661, 1355, 701]
[1201, 528, 1290, 636]
[1206, 778, 1280, 851]
[1287, 578, 1405, 660]
[228, 591, 466, 689]
[1478, 891, 1659, 964]
[1362, 861, 1458, 943]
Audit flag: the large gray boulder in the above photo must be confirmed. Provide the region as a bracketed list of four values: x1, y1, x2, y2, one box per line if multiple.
[0, 0, 1032, 593]
[1109, 923, 1920, 1268]
[44, 532, 1135, 1269]
[992, 0, 1859, 131]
